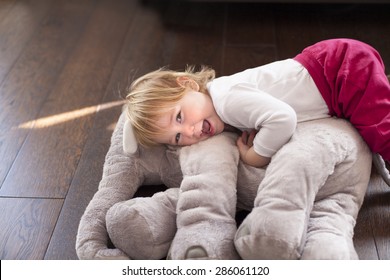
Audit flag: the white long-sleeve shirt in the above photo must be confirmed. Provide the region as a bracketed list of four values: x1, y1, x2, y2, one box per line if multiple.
[207, 59, 329, 158]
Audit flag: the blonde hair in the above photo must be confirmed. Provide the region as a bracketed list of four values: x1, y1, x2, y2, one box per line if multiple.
[126, 65, 216, 147]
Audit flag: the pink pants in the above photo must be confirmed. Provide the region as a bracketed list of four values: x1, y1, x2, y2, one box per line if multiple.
[294, 39, 390, 161]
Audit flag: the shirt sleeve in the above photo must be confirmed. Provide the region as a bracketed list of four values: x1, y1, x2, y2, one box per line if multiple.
[214, 83, 297, 157]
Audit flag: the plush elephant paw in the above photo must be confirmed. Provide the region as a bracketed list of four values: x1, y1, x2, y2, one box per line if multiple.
[106, 189, 178, 260]
[95, 248, 130, 260]
[234, 208, 302, 259]
[300, 232, 358, 260]
[167, 220, 239, 260]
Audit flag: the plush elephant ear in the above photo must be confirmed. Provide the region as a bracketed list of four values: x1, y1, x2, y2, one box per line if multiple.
[123, 119, 138, 154]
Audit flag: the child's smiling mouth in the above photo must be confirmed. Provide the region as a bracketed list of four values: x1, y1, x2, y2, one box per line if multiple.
[201, 120, 213, 136]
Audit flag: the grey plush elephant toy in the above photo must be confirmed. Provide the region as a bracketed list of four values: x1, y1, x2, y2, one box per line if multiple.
[76, 111, 372, 260]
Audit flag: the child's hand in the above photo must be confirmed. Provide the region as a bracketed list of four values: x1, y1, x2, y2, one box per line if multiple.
[237, 129, 257, 152]
[237, 129, 270, 168]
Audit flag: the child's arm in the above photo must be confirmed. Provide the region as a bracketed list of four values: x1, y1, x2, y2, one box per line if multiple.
[213, 83, 297, 165]
[237, 130, 270, 168]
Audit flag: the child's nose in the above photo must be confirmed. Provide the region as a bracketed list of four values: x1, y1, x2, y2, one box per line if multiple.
[183, 124, 195, 137]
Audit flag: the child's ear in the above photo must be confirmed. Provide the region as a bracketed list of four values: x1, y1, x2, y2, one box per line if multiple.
[176, 77, 200, 91]
[123, 119, 138, 154]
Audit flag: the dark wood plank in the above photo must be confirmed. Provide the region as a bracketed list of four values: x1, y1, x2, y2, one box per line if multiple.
[364, 174, 390, 259]
[0, 0, 17, 20]
[316, 4, 360, 39]
[223, 3, 277, 75]
[111, 0, 172, 74]
[354, 175, 380, 259]
[0, 198, 63, 259]
[0, 0, 132, 198]
[274, 4, 325, 59]
[160, 1, 226, 72]
[0, 0, 53, 84]
[223, 45, 276, 75]
[0, 0, 97, 190]
[225, 3, 275, 46]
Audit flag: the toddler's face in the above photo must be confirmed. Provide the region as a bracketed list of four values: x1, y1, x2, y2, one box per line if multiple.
[154, 89, 225, 146]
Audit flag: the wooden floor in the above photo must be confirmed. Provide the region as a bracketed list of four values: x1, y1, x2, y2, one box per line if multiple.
[0, 0, 389, 260]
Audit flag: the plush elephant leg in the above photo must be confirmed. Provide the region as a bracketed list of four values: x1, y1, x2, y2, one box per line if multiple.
[168, 220, 239, 260]
[106, 188, 179, 260]
[302, 194, 363, 260]
[235, 152, 319, 259]
[235, 119, 361, 259]
[301, 200, 359, 260]
[302, 139, 371, 259]
[168, 133, 240, 260]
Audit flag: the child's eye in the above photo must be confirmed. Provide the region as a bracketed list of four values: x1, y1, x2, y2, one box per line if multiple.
[175, 133, 181, 144]
[176, 111, 182, 123]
